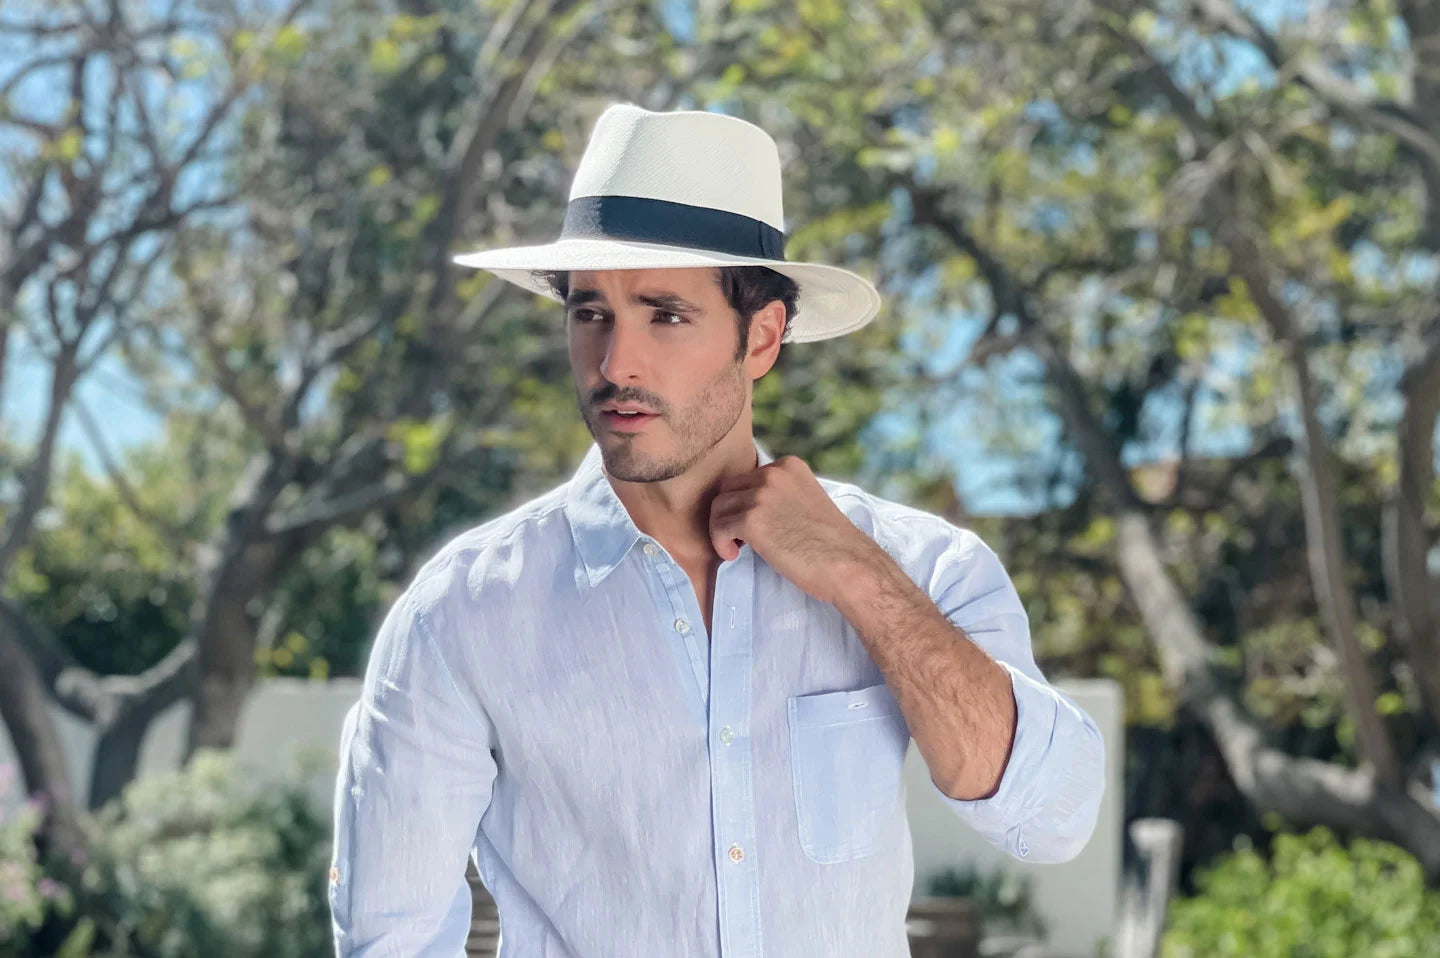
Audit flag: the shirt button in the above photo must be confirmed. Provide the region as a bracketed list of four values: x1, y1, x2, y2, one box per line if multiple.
[674, 618, 690, 634]
[719, 726, 734, 744]
[1018, 839, 1029, 858]
[643, 542, 659, 557]
[329, 866, 340, 883]
[728, 844, 744, 863]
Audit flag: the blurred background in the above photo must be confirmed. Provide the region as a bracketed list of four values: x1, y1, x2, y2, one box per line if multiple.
[1, 0, 1439, 955]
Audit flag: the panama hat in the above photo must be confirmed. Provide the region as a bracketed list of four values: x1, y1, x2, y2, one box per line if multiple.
[451, 102, 881, 343]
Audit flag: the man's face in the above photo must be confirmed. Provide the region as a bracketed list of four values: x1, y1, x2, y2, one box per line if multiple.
[567, 267, 754, 483]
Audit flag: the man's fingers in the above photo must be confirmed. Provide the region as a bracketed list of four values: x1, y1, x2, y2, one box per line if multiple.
[708, 513, 739, 560]
[708, 495, 749, 560]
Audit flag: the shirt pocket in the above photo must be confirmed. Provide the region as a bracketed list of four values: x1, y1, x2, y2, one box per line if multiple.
[786, 680, 911, 864]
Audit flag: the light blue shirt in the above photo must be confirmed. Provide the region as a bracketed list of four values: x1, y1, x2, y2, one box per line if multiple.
[329, 438, 1105, 957]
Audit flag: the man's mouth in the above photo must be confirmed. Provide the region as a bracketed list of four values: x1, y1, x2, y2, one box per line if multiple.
[601, 410, 658, 429]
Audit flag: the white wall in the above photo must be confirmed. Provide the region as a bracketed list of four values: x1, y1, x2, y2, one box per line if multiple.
[1, 676, 1122, 955]
[0, 679, 358, 820]
[905, 678, 1123, 957]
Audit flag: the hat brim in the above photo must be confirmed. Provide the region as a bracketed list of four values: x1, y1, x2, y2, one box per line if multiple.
[452, 238, 880, 343]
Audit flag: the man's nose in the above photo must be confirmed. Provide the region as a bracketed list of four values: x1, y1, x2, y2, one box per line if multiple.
[600, 317, 647, 381]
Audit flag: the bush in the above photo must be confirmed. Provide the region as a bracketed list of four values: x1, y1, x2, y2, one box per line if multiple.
[1162, 826, 1440, 958]
[46, 747, 335, 958]
[0, 764, 74, 957]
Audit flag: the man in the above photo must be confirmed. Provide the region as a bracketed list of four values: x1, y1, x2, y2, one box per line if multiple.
[329, 103, 1104, 957]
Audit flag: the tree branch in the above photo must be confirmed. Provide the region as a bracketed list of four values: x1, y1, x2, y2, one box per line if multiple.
[1382, 322, 1440, 732]
[70, 394, 190, 549]
[1222, 226, 1403, 788]
[1185, 0, 1440, 174]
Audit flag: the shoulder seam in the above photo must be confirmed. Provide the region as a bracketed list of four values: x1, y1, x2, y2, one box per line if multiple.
[409, 499, 570, 593]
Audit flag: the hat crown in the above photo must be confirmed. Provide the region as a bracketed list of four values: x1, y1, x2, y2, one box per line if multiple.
[568, 104, 785, 232]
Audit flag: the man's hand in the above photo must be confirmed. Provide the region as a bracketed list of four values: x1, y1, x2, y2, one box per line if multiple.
[707, 455, 883, 605]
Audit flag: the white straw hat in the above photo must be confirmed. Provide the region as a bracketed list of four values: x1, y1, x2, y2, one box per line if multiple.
[452, 102, 881, 343]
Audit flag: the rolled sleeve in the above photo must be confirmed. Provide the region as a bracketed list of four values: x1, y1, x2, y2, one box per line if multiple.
[923, 531, 1106, 864]
[330, 574, 499, 956]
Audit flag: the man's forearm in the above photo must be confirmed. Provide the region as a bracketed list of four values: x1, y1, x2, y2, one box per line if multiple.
[829, 542, 1018, 801]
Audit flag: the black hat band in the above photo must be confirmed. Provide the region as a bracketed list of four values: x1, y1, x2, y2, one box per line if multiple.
[559, 195, 786, 261]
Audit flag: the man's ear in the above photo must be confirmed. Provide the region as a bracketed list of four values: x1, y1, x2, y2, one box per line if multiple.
[745, 300, 786, 378]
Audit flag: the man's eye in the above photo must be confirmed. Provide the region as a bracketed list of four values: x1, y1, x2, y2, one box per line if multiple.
[569, 310, 687, 325]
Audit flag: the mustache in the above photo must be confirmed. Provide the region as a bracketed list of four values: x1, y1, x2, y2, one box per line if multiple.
[590, 397, 662, 412]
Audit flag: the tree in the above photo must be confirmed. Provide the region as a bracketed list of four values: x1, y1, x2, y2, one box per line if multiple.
[702, 0, 1440, 875]
[0, 0, 285, 855]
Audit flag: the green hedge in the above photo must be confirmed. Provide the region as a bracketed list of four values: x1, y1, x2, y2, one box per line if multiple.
[1163, 826, 1440, 958]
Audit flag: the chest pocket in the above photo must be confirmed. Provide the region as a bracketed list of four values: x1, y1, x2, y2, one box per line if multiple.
[786, 681, 911, 864]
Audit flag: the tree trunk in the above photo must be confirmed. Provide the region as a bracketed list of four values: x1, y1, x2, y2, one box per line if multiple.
[183, 538, 286, 759]
[1381, 329, 1440, 735]
[88, 699, 171, 810]
[0, 629, 83, 859]
[1233, 255, 1402, 788]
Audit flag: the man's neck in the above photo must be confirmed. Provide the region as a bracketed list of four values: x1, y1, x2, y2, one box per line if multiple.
[605, 441, 761, 565]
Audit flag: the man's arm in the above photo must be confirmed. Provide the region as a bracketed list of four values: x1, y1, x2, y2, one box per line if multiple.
[831, 527, 1105, 864]
[330, 579, 499, 955]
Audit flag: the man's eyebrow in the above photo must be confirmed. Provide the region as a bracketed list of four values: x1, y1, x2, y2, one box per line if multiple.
[635, 292, 701, 313]
[565, 288, 603, 309]
[564, 288, 701, 313]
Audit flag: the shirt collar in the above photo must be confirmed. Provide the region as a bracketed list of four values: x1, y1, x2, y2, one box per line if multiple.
[565, 437, 775, 591]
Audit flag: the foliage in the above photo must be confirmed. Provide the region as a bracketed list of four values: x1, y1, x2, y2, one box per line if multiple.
[701, 0, 1440, 869]
[925, 862, 1045, 939]
[0, 765, 73, 956]
[5, 454, 199, 678]
[254, 525, 387, 681]
[37, 749, 334, 958]
[1162, 828, 1440, 958]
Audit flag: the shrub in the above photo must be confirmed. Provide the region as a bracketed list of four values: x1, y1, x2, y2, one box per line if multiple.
[1162, 826, 1440, 958]
[53, 747, 334, 958]
[0, 762, 79, 957]
[0, 798, 62, 954]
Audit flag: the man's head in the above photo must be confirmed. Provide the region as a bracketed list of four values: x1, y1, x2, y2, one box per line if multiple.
[532, 265, 798, 483]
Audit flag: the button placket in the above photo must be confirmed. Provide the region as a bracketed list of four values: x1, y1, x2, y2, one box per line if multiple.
[643, 542, 709, 718]
[707, 548, 762, 956]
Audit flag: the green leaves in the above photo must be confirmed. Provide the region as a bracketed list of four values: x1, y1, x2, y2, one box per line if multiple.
[271, 23, 307, 62]
[387, 414, 453, 475]
[1164, 828, 1440, 958]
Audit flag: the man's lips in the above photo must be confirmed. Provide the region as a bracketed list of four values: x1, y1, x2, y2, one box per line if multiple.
[601, 410, 658, 429]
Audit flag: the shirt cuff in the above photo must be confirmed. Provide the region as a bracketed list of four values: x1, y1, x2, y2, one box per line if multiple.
[925, 660, 1061, 860]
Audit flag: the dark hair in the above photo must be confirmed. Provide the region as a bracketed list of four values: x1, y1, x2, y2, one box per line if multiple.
[530, 266, 798, 364]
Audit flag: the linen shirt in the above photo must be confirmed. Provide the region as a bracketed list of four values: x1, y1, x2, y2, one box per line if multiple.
[329, 437, 1105, 957]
